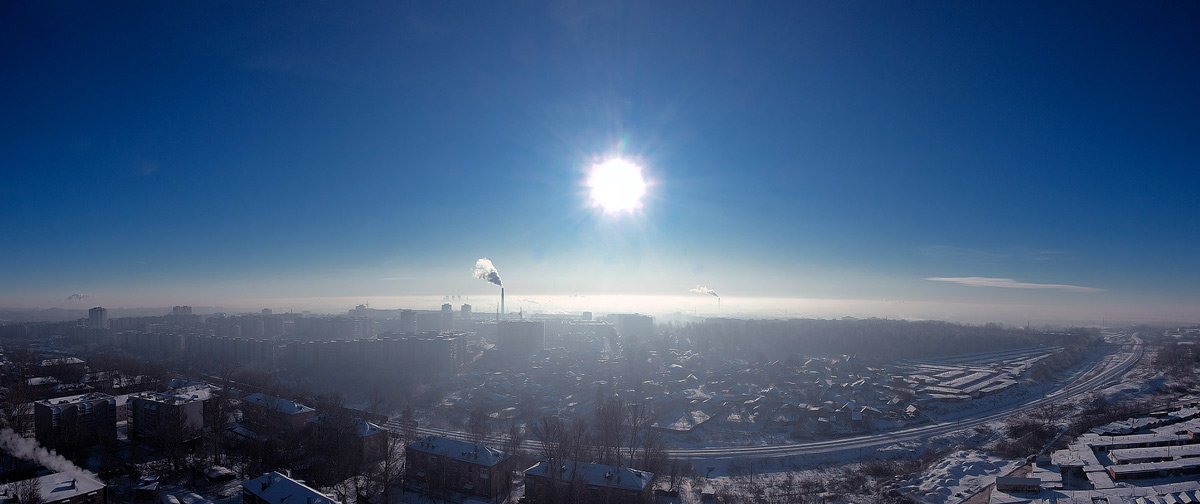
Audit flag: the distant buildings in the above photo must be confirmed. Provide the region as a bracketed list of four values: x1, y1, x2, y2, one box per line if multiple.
[242, 472, 339, 504]
[498, 320, 545, 358]
[615, 314, 654, 340]
[405, 435, 514, 501]
[461, 304, 472, 318]
[88, 307, 107, 329]
[285, 331, 466, 376]
[171, 306, 192, 316]
[399, 309, 416, 332]
[523, 460, 655, 504]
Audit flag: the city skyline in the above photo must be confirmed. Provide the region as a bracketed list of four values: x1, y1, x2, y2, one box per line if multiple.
[2, 3, 1198, 324]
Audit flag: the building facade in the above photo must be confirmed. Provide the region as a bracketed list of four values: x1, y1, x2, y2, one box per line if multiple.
[128, 386, 213, 445]
[33, 393, 117, 451]
[405, 435, 512, 501]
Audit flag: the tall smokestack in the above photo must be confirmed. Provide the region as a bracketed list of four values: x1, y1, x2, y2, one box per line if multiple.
[501, 288, 505, 316]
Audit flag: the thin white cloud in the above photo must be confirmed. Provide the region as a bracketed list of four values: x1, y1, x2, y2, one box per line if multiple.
[919, 245, 1070, 262]
[925, 276, 1103, 293]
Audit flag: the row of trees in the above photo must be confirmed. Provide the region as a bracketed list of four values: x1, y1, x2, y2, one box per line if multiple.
[525, 397, 668, 503]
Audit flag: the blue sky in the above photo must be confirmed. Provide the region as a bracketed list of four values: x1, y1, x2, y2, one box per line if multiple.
[2, 2, 1197, 322]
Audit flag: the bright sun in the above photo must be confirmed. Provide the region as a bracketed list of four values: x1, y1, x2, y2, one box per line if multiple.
[587, 158, 647, 213]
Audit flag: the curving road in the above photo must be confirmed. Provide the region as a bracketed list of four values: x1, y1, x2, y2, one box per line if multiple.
[389, 333, 1144, 461]
[666, 333, 1143, 460]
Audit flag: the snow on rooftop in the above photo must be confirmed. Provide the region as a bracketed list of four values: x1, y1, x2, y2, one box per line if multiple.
[241, 392, 315, 415]
[8, 472, 107, 503]
[526, 460, 654, 492]
[409, 435, 506, 466]
[35, 392, 114, 406]
[241, 471, 338, 504]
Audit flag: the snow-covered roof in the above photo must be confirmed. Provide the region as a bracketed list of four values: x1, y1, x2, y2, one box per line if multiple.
[0, 472, 106, 504]
[35, 392, 114, 407]
[132, 385, 213, 405]
[307, 414, 384, 437]
[241, 471, 339, 504]
[409, 435, 506, 466]
[526, 461, 654, 492]
[242, 392, 315, 415]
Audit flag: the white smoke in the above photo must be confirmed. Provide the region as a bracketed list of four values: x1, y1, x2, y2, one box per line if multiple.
[0, 428, 96, 478]
[689, 285, 719, 297]
[473, 258, 503, 287]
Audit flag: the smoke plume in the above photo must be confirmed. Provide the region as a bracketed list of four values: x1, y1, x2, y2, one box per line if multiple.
[473, 258, 503, 287]
[64, 293, 91, 302]
[0, 428, 96, 478]
[689, 286, 719, 297]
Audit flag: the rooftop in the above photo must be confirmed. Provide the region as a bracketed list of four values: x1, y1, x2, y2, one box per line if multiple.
[409, 435, 506, 466]
[242, 392, 315, 415]
[35, 392, 114, 407]
[526, 460, 654, 492]
[241, 471, 339, 504]
[0, 472, 106, 504]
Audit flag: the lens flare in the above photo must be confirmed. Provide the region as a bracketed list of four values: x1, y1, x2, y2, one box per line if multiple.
[587, 158, 647, 213]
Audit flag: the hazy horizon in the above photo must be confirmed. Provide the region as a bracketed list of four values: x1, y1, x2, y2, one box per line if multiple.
[5, 292, 1195, 327]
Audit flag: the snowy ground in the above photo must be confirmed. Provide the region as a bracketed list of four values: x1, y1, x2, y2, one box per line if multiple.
[896, 450, 1022, 504]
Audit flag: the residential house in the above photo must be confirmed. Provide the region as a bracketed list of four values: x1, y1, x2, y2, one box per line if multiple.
[241, 471, 339, 504]
[240, 392, 317, 436]
[405, 435, 513, 501]
[524, 460, 654, 504]
[307, 414, 388, 463]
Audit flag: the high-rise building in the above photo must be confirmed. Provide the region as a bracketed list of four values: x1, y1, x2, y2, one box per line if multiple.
[400, 310, 416, 332]
[440, 304, 454, 332]
[262, 308, 273, 316]
[88, 307, 107, 329]
[172, 306, 192, 316]
[616, 314, 654, 340]
[461, 304, 472, 318]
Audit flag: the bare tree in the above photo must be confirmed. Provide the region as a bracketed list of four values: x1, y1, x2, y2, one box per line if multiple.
[594, 396, 625, 465]
[369, 434, 406, 504]
[529, 416, 591, 504]
[1, 379, 34, 434]
[502, 420, 524, 458]
[5, 477, 42, 504]
[625, 402, 653, 468]
[157, 405, 200, 473]
[466, 407, 490, 445]
[396, 405, 418, 445]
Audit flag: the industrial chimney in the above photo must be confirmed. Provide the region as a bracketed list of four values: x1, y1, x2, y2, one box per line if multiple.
[501, 287, 505, 316]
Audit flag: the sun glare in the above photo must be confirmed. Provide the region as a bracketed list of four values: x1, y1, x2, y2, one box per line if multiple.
[587, 158, 647, 213]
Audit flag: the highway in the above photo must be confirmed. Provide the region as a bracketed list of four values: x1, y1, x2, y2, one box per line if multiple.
[385, 333, 1144, 461]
